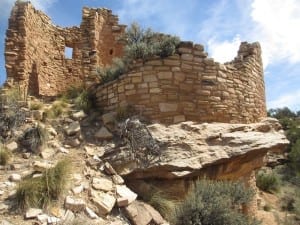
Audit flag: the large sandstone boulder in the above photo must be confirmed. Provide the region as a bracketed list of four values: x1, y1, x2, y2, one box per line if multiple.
[103, 118, 288, 180]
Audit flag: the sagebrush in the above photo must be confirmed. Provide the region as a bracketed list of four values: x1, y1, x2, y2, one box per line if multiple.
[171, 179, 260, 225]
[256, 171, 280, 193]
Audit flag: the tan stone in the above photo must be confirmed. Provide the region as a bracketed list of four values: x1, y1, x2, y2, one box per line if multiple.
[92, 177, 114, 192]
[92, 192, 116, 215]
[159, 103, 178, 112]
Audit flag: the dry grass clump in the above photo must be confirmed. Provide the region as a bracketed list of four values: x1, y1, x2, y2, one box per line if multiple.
[44, 100, 68, 119]
[0, 146, 11, 165]
[15, 159, 71, 210]
[29, 100, 44, 110]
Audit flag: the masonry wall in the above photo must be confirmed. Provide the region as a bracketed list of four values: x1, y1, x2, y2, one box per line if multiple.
[5, 2, 125, 96]
[95, 42, 266, 124]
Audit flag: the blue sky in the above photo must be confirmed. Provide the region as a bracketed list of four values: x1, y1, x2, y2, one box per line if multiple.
[0, 0, 299, 110]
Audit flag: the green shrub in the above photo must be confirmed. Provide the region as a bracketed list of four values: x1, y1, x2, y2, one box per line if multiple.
[171, 179, 260, 225]
[256, 171, 280, 193]
[97, 23, 180, 84]
[289, 139, 300, 172]
[97, 58, 126, 84]
[18, 124, 48, 154]
[0, 147, 11, 165]
[74, 89, 92, 112]
[15, 159, 71, 210]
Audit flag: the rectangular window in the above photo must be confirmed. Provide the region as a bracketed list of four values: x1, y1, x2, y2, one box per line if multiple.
[64, 47, 73, 59]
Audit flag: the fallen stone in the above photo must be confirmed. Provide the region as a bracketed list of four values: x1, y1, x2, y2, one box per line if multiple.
[65, 121, 81, 136]
[94, 126, 113, 140]
[123, 200, 167, 225]
[37, 214, 48, 223]
[61, 210, 75, 223]
[92, 191, 116, 215]
[65, 138, 81, 147]
[117, 197, 129, 207]
[40, 148, 55, 159]
[116, 185, 137, 206]
[25, 208, 43, 219]
[102, 112, 117, 124]
[112, 175, 124, 185]
[85, 206, 99, 219]
[64, 196, 86, 213]
[92, 177, 114, 192]
[0, 203, 9, 212]
[33, 161, 53, 172]
[9, 174, 21, 182]
[47, 216, 61, 224]
[22, 152, 31, 159]
[72, 110, 87, 121]
[59, 147, 69, 154]
[5, 142, 18, 151]
[104, 162, 117, 175]
[0, 220, 13, 225]
[72, 185, 84, 194]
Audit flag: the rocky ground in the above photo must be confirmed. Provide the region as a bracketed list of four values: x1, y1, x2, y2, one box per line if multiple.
[0, 95, 292, 225]
[0, 97, 168, 225]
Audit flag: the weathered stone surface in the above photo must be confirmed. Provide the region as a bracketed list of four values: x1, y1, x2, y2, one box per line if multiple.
[40, 148, 56, 159]
[33, 161, 53, 172]
[112, 174, 124, 185]
[159, 103, 178, 112]
[72, 110, 86, 120]
[105, 118, 288, 180]
[85, 206, 99, 219]
[65, 121, 81, 136]
[0, 220, 14, 225]
[64, 196, 86, 212]
[116, 185, 137, 206]
[9, 174, 21, 182]
[102, 112, 117, 124]
[123, 200, 166, 225]
[94, 127, 113, 140]
[25, 208, 43, 219]
[92, 191, 116, 215]
[92, 177, 114, 192]
[5, 142, 17, 152]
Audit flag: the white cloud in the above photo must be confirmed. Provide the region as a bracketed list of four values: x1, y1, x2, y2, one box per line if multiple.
[268, 90, 300, 110]
[207, 35, 241, 63]
[251, 0, 300, 67]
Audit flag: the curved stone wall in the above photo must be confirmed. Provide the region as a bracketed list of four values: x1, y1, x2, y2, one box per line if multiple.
[95, 41, 266, 124]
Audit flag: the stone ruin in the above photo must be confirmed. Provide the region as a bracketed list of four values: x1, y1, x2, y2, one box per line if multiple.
[4, 1, 267, 124]
[5, 1, 125, 96]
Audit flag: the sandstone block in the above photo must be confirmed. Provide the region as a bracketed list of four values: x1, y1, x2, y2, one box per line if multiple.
[25, 208, 43, 219]
[9, 174, 21, 182]
[65, 121, 80, 136]
[143, 75, 157, 82]
[116, 185, 137, 206]
[64, 196, 86, 213]
[72, 110, 86, 120]
[92, 192, 116, 215]
[5, 141, 18, 151]
[158, 71, 172, 79]
[92, 177, 114, 192]
[159, 103, 178, 112]
[94, 127, 113, 140]
[102, 112, 117, 124]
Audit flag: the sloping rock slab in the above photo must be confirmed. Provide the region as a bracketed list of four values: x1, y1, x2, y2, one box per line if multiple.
[104, 118, 289, 179]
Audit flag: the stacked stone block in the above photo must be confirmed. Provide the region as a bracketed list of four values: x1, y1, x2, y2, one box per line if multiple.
[95, 41, 266, 124]
[4, 2, 125, 96]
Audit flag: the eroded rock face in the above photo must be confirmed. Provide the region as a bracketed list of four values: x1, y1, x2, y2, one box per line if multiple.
[104, 118, 288, 181]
